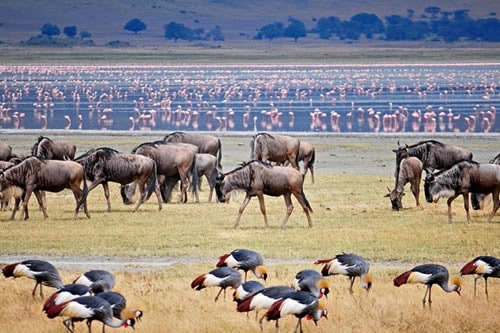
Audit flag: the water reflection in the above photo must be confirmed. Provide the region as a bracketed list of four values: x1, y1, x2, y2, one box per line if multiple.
[0, 64, 497, 133]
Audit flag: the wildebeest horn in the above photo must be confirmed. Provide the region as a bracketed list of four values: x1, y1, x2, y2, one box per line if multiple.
[386, 186, 391, 192]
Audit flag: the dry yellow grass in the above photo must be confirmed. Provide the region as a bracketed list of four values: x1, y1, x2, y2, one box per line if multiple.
[0, 132, 498, 332]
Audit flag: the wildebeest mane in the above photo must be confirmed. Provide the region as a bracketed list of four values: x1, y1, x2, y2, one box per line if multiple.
[131, 142, 157, 153]
[163, 131, 185, 140]
[431, 160, 480, 177]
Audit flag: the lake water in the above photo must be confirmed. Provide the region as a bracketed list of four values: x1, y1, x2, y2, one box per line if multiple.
[0, 64, 498, 133]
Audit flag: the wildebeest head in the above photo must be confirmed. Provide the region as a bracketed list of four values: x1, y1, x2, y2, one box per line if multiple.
[424, 169, 456, 203]
[384, 187, 404, 211]
[471, 192, 485, 210]
[215, 173, 226, 202]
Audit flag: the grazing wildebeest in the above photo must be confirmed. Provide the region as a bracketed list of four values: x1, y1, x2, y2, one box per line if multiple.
[126, 142, 197, 204]
[472, 152, 500, 210]
[250, 133, 300, 170]
[0, 142, 17, 161]
[31, 136, 77, 160]
[0, 156, 89, 220]
[215, 160, 313, 228]
[393, 140, 472, 177]
[283, 140, 316, 183]
[75, 147, 161, 212]
[192, 153, 220, 203]
[385, 156, 423, 210]
[424, 161, 500, 223]
[163, 132, 222, 166]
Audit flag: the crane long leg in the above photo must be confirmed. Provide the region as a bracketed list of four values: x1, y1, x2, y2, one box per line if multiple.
[422, 286, 430, 308]
[63, 318, 75, 333]
[214, 288, 224, 302]
[473, 276, 480, 297]
[484, 277, 489, 300]
[349, 276, 356, 295]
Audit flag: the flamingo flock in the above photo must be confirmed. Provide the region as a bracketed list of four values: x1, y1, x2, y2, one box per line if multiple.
[0, 64, 497, 133]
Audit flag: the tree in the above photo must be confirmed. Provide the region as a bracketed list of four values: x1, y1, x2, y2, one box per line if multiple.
[63, 26, 77, 38]
[255, 22, 284, 40]
[350, 13, 385, 37]
[314, 16, 341, 40]
[79, 30, 92, 39]
[124, 18, 147, 34]
[209, 25, 224, 41]
[164, 21, 193, 41]
[284, 17, 306, 42]
[40, 23, 60, 37]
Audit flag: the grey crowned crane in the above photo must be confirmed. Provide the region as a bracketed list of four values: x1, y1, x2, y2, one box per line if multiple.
[2, 259, 64, 298]
[73, 269, 115, 294]
[394, 263, 461, 308]
[45, 295, 135, 333]
[191, 266, 242, 302]
[292, 269, 330, 299]
[265, 291, 328, 333]
[314, 253, 372, 294]
[460, 255, 500, 299]
[216, 248, 268, 282]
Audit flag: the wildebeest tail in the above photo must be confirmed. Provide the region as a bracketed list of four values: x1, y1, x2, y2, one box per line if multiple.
[309, 147, 316, 169]
[301, 190, 313, 213]
[217, 138, 222, 167]
[190, 157, 198, 194]
[295, 140, 301, 169]
[249, 136, 255, 160]
[145, 161, 157, 201]
[78, 171, 89, 208]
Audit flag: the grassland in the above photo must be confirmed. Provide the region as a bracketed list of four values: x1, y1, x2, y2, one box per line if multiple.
[0, 132, 498, 332]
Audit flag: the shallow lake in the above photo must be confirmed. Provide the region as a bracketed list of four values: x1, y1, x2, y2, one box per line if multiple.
[0, 63, 498, 133]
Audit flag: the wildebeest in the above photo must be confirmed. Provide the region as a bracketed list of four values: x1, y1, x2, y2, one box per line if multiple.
[75, 147, 161, 212]
[0, 142, 17, 161]
[250, 133, 300, 170]
[283, 140, 316, 183]
[298, 141, 316, 183]
[32, 136, 77, 160]
[126, 142, 197, 204]
[0, 185, 25, 220]
[192, 153, 220, 203]
[472, 152, 500, 210]
[215, 160, 313, 228]
[424, 160, 500, 223]
[163, 132, 222, 166]
[393, 140, 472, 177]
[0, 156, 89, 220]
[385, 156, 423, 210]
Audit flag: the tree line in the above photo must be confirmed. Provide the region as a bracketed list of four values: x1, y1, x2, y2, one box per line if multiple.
[23, 6, 500, 46]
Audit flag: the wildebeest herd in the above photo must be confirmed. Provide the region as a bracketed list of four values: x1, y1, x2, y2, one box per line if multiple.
[0, 134, 498, 226]
[388, 139, 499, 224]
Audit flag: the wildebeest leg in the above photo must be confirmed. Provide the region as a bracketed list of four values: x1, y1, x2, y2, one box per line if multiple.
[280, 193, 294, 229]
[34, 190, 48, 218]
[101, 182, 112, 212]
[411, 180, 420, 207]
[292, 191, 313, 228]
[463, 192, 471, 223]
[70, 185, 89, 219]
[20, 187, 34, 220]
[10, 197, 21, 220]
[489, 191, 499, 222]
[234, 194, 253, 228]
[257, 194, 270, 228]
[133, 181, 147, 212]
[446, 194, 459, 224]
[153, 180, 163, 211]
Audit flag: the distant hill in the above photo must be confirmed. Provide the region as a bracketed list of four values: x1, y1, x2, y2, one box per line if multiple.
[0, 0, 498, 47]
